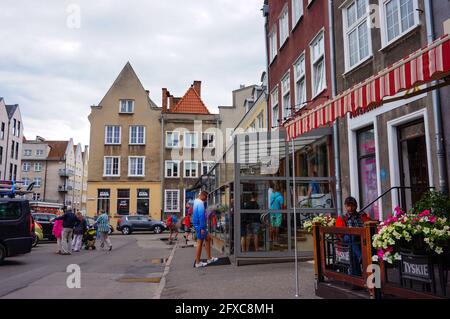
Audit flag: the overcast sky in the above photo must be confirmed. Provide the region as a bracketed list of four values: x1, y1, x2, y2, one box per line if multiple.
[0, 0, 266, 146]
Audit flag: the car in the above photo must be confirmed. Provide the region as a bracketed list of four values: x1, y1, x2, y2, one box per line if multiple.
[31, 213, 57, 240]
[33, 221, 44, 247]
[116, 215, 167, 235]
[0, 199, 34, 264]
[85, 216, 114, 234]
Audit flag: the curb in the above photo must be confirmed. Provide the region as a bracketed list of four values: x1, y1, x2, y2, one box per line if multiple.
[154, 240, 177, 299]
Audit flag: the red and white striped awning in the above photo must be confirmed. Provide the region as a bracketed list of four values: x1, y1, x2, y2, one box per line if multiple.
[286, 34, 450, 141]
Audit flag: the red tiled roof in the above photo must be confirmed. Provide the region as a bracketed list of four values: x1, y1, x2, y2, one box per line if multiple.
[171, 87, 210, 114]
[47, 141, 69, 160]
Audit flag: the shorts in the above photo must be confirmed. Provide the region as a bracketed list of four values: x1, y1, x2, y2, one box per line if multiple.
[241, 225, 247, 237]
[270, 213, 282, 228]
[248, 222, 260, 235]
[195, 227, 208, 240]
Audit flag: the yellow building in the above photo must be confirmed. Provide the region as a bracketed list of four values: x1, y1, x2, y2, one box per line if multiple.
[87, 62, 162, 226]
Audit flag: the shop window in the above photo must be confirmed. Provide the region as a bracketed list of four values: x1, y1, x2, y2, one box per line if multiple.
[117, 189, 130, 215]
[97, 189, 110, 215]
[137, 189, 150, 215]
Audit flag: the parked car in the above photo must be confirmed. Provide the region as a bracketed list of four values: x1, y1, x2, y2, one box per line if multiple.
[33, 221, 44, 247]
[117, 215, 167, 235]
[31, 213, 57, 240]
[85, 216, 114, 234]
[0, 199, 34, 264]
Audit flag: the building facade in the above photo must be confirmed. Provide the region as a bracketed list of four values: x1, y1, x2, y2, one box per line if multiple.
[87, 62, 162, 224]
[160, 81, 220, 219]
[0, 98, 24, 182]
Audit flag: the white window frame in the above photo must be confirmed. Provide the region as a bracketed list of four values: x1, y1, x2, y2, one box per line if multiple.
[292, 0, 304, 29]
[22, 162, 31, 172]
[34, 177, 42, 188]
[279, 6, 289, 47]
[103, 156, 120, 177]
[129, 126, 146, 145]
[379, 0, 420, 48]
[36, 149, 44, 156]
[281, 72, 291, 120]
[128, 156, 145, 177]
[164, 189, 180, 213]
[166, 131, 180, 148]
[310, 30, 327, 99]
[343, 0, 372, 72]
[294, 52, 307, 110]
[184, 132, 199, 149]
[34, 162, 42, 172]
[202, 161, 215, 176]
[271, 86, 279, 128]
[269, 26, 278, 63]
[165, 160, 180, 178]
[202, 132, 215, 149]
[23, 177, 30, 187]
[24, 149, 32, 156]
[183, 160, 198, 178]
[105, 126, 121, 145]
[119, 99, 135, 114]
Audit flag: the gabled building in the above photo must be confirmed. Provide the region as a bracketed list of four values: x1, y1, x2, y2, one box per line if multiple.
[160, 81, 220, 219]
[87, 62, 162, 223]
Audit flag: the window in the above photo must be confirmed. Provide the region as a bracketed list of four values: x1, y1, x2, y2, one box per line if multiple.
[184, 132, 198, 149]
[23, 162, 31, 172]
[104, 157, 120, 176]
[36, 149, 44, 156]
[0, 146, 3, 165]
[292, 0, 304, 28]
[17, 121, 21, 137]
[24, 149, 32, 156]
[13, 165, 17, 181]
[269, 27, 278, 63]
[117, 189, 130, 215]
[310, 31, 326, 98]
[32, 193, 41, 201]
[119, 100, 134, 113]
[165, 190, 180, 212]
[294, 53, 307, 110]
[257, 112, 264, 129]
[34, 162, 42, 172]
[202, 161, 215, 176]
[128, 156, 145, 176]
[137, 189, 150, 215]
[165, 160, 180, 178]
[279, 7, 289, 46]
[1, 122, 5, 140]
[166, 131, 180, 148]
[129, 126, 145, 145]
[202, 132, 215, 148]
[344, 0, 371, 70]
[15, 142, 19, 160]
[22, 178, 30, 187]
[184, 161, 198, 178]
[13, 119, 16, 136]
[105, 126, 121, 145]
[382, 0, 417, 45]
[11, 141, 15, 159]
[97, 189, 110, 215]
[34, 177, 41, 188]
[281, 72, 291, 119]
[271, 87, 279, 128]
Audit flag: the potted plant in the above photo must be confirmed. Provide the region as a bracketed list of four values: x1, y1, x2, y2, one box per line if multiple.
[303, 214, 336, 233]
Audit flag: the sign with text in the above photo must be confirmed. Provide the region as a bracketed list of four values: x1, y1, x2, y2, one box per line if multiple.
[400, 253, 433, 282]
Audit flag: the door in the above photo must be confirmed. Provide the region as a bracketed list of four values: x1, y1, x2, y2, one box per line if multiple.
[140, 216, 153, 230]
[398, 120, 430, 209]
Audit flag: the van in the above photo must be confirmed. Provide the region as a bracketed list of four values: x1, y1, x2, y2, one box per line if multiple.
[0, 199, 34, 264]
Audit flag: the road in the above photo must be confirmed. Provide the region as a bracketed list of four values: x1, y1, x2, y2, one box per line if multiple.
[0, 233, 175, 299]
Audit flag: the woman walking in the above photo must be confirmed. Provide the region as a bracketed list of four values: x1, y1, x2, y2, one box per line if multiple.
[52, 210, 64, 254]
[72, 212, 87, 252]
[96, 210, 112, 251]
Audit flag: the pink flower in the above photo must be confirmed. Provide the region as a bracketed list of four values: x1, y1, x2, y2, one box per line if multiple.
[429, 216, 437, 223]
[377, 249, 385, 259]
[394, 207, 404, 216]
[385, 246, 394, 253]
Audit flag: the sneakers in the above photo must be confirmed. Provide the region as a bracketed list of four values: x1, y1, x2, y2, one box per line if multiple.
[194, 262, 208, 268]
[207, 257, 219, 264]
[108, 246, 112, 251]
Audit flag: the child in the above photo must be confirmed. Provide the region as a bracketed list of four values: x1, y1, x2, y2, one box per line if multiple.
[52, 210, 64, 254]
[168, 213, 179, 242]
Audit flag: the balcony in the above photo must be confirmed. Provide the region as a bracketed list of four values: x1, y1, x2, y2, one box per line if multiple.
[59, 169, 74, 177]
[58, 185, 74, 192]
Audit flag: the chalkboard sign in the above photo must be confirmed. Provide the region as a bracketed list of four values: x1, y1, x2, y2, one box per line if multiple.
[400, 253, 433, 283]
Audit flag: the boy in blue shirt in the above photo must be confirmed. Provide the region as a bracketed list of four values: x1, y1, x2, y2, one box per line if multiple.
[192, 191, 218, 268]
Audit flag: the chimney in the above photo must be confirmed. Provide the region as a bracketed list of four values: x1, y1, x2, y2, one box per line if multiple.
[193, 81, 201, 97]
[162, 88, 168, 113]
[169, 95, 175, 111]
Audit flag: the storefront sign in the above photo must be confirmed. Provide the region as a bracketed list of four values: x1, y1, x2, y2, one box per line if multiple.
[99, 190, 110, 198]
[137, 190, 149, 198]
[400, 253, 432, 282]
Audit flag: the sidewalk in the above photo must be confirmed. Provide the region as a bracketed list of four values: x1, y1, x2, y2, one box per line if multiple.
[161, 240, 320, 299]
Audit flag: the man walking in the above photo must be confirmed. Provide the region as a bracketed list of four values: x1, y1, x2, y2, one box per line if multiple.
[192, 191, 218, 268]
[55, 207, 78, 255]
[96, 210, 112, 251]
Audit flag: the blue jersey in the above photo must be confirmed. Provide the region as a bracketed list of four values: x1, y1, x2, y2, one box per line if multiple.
[192, 199, 206, 230]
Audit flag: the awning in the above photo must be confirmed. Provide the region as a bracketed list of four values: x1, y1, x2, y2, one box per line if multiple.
[286, 34, 450, 141]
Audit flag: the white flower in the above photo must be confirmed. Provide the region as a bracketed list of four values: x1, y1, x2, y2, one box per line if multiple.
[372, 255, 379, 262]
[394, 253, 402, 261]
[435, 247, 444, 254]
[423, 227, 430, 234]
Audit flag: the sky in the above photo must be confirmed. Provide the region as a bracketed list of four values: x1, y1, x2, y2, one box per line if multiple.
[0, 0, 266, 146]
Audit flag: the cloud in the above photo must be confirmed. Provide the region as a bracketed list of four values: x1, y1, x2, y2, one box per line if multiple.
[0, 0, 266, 146]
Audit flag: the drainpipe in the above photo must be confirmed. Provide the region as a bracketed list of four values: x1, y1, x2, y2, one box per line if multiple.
[263, 2, 270, 131]
[328, 0, 343, 215]
[424, 0, 448, 194]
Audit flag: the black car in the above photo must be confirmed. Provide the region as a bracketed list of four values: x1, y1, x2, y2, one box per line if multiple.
[31, 213, 57, 240]
[116, 215, 167, 235]
[0, 199, 34, 264]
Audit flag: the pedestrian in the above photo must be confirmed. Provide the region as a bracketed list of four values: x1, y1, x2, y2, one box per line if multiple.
[96, 210, 112, 251]
[183, 209, 192, 242]
[192, 191, 218, 268]
[168, 213, 179, 242]
[269, 183, 284, 246]
[55, 207, 78, 255]
[52, 209, 64, 254]
[72, 212, 88, 252]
